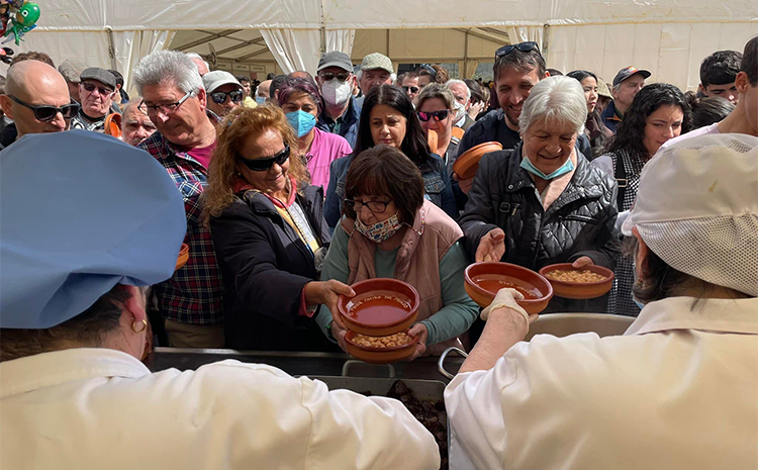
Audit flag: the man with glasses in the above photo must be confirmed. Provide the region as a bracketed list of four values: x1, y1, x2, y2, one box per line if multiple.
[402, 72, 421, 103]
[132, 50, 225, 349]
[202, 71, 244, 118]
[0, 60, 76, 150]
[70, 68, 117, 133]
[315, 51, 361, 148]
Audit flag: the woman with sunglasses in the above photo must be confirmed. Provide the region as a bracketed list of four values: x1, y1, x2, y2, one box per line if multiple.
[277, 77, 352, 189]
[318, 145, 479, 360]
[323, 85, 458, 228]
[415, 84, 459, 172]
[204, 106, 354, 351]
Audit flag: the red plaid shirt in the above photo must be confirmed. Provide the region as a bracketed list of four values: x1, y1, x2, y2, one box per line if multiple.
[139, 131, 224, 324]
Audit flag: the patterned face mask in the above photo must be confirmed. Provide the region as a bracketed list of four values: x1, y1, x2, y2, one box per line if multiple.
[354, 211, 403, 243]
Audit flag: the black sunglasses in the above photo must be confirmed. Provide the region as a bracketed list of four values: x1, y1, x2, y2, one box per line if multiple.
[495, 41, 540, 58]
[7, 95, 80, 121]
[417, 109, 449, 122]
[402, 85, 419, 94]
[81, 82, 114, 96]
[237, 145, 290, 171]
[319, 71, 351, 82]
[210, 90, 243, 104]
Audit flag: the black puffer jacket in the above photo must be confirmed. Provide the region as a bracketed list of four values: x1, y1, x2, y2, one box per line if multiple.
[460, 144, 620, 312]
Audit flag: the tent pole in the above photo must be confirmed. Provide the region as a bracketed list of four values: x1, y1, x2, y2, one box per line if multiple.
[106, 27, 118, 70]
[463, 29, 469, 78]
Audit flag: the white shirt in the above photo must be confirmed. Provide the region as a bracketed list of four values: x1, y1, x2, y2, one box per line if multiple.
[1, 349, 440, 470]
[445, 297, 758, 470]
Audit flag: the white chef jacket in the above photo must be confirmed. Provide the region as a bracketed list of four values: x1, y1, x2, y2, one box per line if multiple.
[0, 349, 440, 470]
[445, 296, 758, 470]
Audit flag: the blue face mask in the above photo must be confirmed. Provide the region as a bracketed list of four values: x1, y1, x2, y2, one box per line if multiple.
[255, 96, 266, 105]
[286, 110, 316, 138]
[519, 155, 575, 180]
[633, 297, 646, 311]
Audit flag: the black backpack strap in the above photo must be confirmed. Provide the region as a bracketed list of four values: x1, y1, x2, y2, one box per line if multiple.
[614, 154, 627, 211]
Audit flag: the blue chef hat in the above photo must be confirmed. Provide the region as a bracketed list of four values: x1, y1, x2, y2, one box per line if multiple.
[0, 130, 186, 329]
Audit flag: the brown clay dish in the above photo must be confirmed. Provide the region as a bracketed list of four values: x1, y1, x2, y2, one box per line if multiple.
[452, 141, 503, 180]
[338, 278, 420, 336]
[539, 263, 614, 299]
[464, 262, 553, 314]
[175, 243, 189, 271]
[105, 113, 122, 138]
[344, 330, 419, 364]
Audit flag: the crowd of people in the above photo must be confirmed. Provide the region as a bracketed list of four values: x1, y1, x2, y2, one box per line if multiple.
[0, 34, 756, 469]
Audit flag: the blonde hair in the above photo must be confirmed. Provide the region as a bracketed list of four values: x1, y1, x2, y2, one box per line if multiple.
[202, 106, 308, 225]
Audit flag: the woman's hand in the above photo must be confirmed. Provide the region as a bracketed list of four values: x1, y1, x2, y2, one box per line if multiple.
[453, 172, 474, 194]
[475, 228, 506, 263]
[406, 323, 428, 361]
[468, 101, 485, 119]
[304, 280, 355, 329]
[330, 319, 349, 352]
[572, 256, 594, 269]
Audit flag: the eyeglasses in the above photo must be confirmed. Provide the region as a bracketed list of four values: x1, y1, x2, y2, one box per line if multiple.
[402, 85, 419, 94]
[210, 90, 243, 105]
[495, 41, 540, 58]
[81, 82, 114, 96]
[138, 91, 195, 116]
[344, 198, 392, 213]
[237, 145, 290, 171]
[7, 95, 80, 121]
[319, 71, 352, 82]
[417, 109, 450, 122]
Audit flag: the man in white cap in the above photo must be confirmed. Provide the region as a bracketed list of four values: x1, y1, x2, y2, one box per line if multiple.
[202, 70, 243, 118]
[0, 130, 441, 470]
[315, 51, 361, 148]
[445, 133, 758, 469]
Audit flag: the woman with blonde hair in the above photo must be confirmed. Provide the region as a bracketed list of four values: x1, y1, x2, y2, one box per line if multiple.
[204, 106, 354, 351]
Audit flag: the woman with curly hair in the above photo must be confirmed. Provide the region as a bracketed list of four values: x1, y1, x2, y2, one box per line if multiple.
[593, 83, 692, 316]
[203, 106, 354, 351]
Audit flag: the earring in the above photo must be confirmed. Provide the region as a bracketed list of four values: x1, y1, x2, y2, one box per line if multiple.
[131, 319, 147, 334]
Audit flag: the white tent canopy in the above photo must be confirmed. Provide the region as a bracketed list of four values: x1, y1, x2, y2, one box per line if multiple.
[2, 0, 756, 94]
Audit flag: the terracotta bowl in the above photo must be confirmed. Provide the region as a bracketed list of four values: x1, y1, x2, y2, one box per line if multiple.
[344, 330, 419, 364]
[464, 262, 553, 314]
[538, 263, 615, 299]
[452, 141, 503, 180]
[427, 129, 439, 154]
[338, 278, 420, 336]
[175, 243, 189, 271]
[105, 113, 122, 138]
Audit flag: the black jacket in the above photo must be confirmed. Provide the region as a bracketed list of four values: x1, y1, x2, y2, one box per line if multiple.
[210, 183, 338, 351]
[460, 144, 620, 312]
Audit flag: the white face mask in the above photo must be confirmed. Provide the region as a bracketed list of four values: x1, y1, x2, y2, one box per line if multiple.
[321, 79, 352, 106]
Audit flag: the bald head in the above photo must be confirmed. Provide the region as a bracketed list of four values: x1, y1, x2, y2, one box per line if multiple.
[257, 80, 272, 99]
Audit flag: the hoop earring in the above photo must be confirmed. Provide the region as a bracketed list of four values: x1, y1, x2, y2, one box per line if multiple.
[131, 319, 147, 334]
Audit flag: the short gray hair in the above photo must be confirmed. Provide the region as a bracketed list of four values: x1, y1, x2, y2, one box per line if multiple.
[133, 50, 204, 97]
[185, 52, 210, 71]
[445, 79, 471, 102]
[519, 76, 587, 134]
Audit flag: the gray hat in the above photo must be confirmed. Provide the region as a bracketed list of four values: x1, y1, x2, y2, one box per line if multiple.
[202, 71, 242, 93]
[58, 59, 88, 83]
[360, 53, 393, 74]
[317, 51, 353, 72]
[80, 68, 117, 89]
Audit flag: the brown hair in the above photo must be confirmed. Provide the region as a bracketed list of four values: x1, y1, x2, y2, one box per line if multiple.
[418, 65, 449, 84]
[10, 51, 55, 68]
[202, 106, 307, 224]
[344, 145, 424, 225]
[415, 83, 456, 111]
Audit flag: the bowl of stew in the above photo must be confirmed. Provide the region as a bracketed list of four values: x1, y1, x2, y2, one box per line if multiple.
[464, 262, 553, 314]
[538, 263, 614, 299]
[338, 278, 420, 336]
[344, 330, 419, 363]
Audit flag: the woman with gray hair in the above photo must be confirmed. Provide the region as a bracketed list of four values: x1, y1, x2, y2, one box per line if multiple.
[446, 133, 758, 468]
[460, 76, 619, 313]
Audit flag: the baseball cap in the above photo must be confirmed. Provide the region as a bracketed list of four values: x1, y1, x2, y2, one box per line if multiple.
[202, 71, 242, 93]
[621, 133, 758, 296]
[58, 59, 87, 83]
[317, 51, 353, 72]
[80, 67, 117, 89]
[612, 66, 651, 87]
[0, 130, 186, 329]
[360, 53, 394, 74]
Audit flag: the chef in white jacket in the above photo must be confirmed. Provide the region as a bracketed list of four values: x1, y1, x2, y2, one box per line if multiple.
[445, 133, 758, 470]
[0, 131, 440, 470]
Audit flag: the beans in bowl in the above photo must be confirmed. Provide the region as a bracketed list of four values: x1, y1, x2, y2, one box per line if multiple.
[545, 269, 608, 283]
[353, 332, 413, 348]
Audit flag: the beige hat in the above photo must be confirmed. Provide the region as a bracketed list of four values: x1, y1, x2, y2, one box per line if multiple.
[360, 53, 393, 74]
[58, 59, 88, 83]
[597, 78, 612, 98]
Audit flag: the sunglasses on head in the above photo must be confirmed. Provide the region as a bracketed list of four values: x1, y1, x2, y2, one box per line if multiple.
[495, 41, 541, 58]
[237, 145, 290, 171]
[210, 90, 243, 105]
[81, 82, 114, 96]
[319, 71, 351, 82]
[419, 64, 437, 78]
[417, 109, 449, 122]
[402, 85, 419, 94]
[7, 95, 80, 121]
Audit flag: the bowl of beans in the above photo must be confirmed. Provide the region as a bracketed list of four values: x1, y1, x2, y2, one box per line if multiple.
[464, 262, 553, 314]
[344, 330, 420, 363]
[338, 278, 420, 336]
[538, 263, 615, 299]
